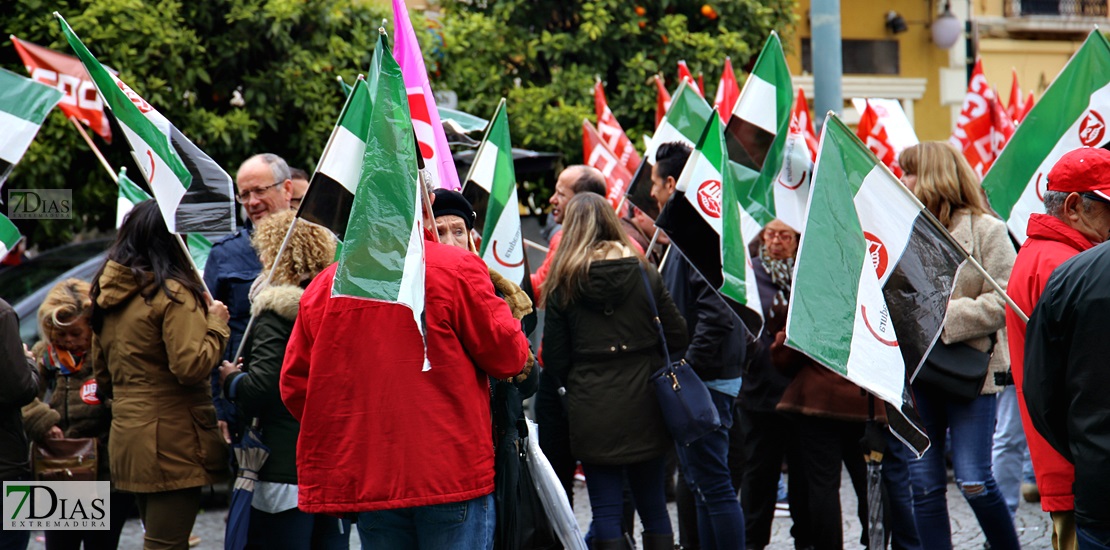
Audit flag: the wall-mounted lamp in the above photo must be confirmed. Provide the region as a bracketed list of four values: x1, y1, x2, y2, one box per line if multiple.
[885, 11, 909, 34]
[931, 1, 963, 49]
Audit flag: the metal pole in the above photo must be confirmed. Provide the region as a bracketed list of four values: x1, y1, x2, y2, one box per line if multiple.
[811, 0, 843, 132]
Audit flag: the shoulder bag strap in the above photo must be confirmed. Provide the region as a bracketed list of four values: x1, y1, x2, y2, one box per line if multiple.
[638, 265, 673, 366]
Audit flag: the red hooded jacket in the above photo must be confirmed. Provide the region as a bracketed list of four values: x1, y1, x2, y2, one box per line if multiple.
[280, 241, 530, 513]
[1007, 213, 1095, 512]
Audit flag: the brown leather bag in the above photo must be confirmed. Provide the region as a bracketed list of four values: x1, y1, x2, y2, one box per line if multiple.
[32, 438, 98, 481]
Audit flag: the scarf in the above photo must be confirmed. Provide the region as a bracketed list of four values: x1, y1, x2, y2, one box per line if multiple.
[759, 243, 794, 317]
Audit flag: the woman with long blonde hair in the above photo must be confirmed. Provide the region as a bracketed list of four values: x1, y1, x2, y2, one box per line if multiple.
[541, 193, 687, 550]
[898, 142, 1019, 549]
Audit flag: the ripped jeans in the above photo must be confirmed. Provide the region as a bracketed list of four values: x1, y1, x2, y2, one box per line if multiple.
[908, 387, 1020, 550]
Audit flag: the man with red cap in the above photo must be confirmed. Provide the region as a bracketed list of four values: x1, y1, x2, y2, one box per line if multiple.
[1020, 147, 1110, 550]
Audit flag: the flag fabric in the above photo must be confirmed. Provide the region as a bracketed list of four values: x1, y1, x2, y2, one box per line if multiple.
[593, 80, 641, 174]
[1022, 92, 1036, 122]
[1007, 69, 1028, 123]
[857, 101, 903, 178]
[332, 31, 427, 369]
[654, 74, 671, 129]
[0, 68, 62, 189]
[11, 35, 112, 142]
[0, 214, 23, 261]
[983, 30, 1110, 243]
[116, 168, 152, 228]
[466, 98, 526, 285]
[626, 81, 712, 218]
[714, 57, 740, 123]
[988, 94, 1016, 168]
[725, 32, 793, 172]
[850, 98, 920, 157]
[187, 233, 213, 272]
[787, 114, 968, 456]
[790, 89, 819, 161]
[392, 0, 460, 191]
[950, 59, 1007, 177]
[297, 76, 373, 240]
[583, 120, 635, 214]
[57, 14, 235, 235]
[655, 112, 764, 334]
[678, 61, 703, 97]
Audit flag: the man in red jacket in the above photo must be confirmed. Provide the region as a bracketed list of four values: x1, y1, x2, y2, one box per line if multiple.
[1007, 146, 1110, 550]
[280, 197, 531, 547]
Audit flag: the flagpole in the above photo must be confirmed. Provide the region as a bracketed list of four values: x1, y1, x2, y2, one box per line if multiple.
[523, 239, 549, 253]
[233, 216, 301, 362]
[69, 116, 117, 183]
[657, 236, 673, 271]
[646, 226, 662, 255]
[614, 194, 627, 214]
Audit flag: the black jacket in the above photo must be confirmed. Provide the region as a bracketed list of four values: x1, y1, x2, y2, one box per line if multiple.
[0, 299, 40, 480]
[738, 244, 794, 411]
[1024, 242, 1110, 530]
[542, 255, 688, 464]
[660, 248, 747, 382]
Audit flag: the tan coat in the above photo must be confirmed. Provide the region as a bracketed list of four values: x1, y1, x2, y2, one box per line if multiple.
[940, 209, 1015, 395]
[91, 261, 230, 493]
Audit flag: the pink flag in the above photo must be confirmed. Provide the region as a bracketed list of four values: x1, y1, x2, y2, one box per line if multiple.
[392, 0, 461, 190]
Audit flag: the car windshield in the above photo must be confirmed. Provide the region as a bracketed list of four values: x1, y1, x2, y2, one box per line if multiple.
[0, 239, 112, 304]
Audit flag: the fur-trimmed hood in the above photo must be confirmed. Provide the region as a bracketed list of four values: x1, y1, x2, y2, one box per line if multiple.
[250, 284, 304, 320]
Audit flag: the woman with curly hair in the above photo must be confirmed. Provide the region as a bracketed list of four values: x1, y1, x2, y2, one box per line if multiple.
[217, 210, 349, 549]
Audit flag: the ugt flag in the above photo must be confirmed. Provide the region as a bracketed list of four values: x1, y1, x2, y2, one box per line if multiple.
[593, 80, 640, 175]
[333, 31, 427, 369]
[787, 114, 967, 456]
[467, 98, 526, 286]
[297, 75, 373, 240]
[0, 214, 23, 261]
[58, 14, 235, 235]
[655, 112, 764, 335]
[393, 0, 460, 191]
[0, 68, 62, 189]
[12, 35, 112, 142]
[583, 119, 635, 213]
[982, 30, 1110, 243]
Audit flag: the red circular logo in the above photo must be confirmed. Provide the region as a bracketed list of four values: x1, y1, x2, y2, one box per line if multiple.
[1079, 110, 1106, 147]
[864, 231, 888, 280]
[1035, 172, 1045, 201]
[696, 180, 722, 218]
[81, 379, 100, 405]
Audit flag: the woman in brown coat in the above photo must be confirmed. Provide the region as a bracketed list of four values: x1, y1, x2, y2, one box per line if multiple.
[91, 200, 230, 550]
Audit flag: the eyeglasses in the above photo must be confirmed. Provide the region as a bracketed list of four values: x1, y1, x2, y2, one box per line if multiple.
[764, 230, 796, 242]
[235, 181, 283, 203]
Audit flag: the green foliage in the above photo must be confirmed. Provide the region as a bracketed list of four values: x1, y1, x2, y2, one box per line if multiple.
[1, 0, 389, 248]
[433, 0, 796, 175]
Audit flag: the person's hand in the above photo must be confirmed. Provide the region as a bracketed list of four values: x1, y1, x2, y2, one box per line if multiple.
[218, 359, 241, 386]
[45, 426, 64, 439]
[771, 330, 787, 350]
[23, 343, 34, 361]
[218, 420, 231, 444]
[209, 300, 230, 323]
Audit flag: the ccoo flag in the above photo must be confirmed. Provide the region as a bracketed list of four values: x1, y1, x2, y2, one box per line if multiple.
[57, 14, 235, 235]
[12, 35, 112, 142]
[468, 98, 526, 286]
[982, 30, 1110, 243]
[593, 80, 641, 175]
[583, 119, 635, 213]
[332, 31, 427, 368]
[787, 114, 967, 456]
[0, 68, 63, 189]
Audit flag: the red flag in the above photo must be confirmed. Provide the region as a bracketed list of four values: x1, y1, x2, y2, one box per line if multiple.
[593, 81, 641, 174]
[986, 94, 1016, 174]
[789, 89, 819, 161]
[857, 101, 903, 178]
[1006, 69, 1027, 122]
[697, 73, 705, 97]
[11, 35, 111, 143]
[713, 57, 740, 123]
[950, 59, 999, 177]
[677, 61, 703, 97]
[583, 120, 634, 214]
[654, 75, 671, 129]
[1021, 91, 1035, 122]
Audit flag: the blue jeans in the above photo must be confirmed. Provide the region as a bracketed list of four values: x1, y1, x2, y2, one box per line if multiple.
[674, 389, 745, 550]
[908, 388, 1019, 550]
[991, 385, 1030, 515]
[582, 457, 672, 540]
[1079, 524, 1110, 549]
[355, 493, 494, 550]
[248, 506, 352, 549]
[882, 426, 923, 550]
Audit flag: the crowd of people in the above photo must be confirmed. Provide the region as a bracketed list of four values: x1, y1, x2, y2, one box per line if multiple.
[2, 141, 1110, 550]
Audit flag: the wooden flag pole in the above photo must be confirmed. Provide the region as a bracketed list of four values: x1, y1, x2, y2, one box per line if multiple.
[523, 239, 549, 253]
[68, 116, 117, 184]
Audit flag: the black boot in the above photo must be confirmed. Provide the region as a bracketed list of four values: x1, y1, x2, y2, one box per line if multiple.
[592, 538, 631, 550]
[642, 532, 675, 550]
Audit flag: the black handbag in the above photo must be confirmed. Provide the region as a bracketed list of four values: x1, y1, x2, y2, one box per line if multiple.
[639, 267, 721, 446]
[914, 336, 996, 403]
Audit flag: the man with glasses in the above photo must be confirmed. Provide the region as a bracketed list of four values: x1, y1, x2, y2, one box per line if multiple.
[204, 153, 293, 442]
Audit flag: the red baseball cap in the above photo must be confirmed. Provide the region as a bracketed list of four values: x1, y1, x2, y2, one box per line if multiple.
[1046, 147, 1110, 201]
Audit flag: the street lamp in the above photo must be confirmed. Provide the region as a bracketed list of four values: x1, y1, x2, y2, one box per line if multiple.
[931, 1, 962, 49]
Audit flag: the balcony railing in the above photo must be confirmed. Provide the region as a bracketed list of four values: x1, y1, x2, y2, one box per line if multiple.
[1005, 0, 1107, 16]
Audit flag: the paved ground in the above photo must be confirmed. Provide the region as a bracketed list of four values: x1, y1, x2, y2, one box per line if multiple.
[26, 468, 1052, 549]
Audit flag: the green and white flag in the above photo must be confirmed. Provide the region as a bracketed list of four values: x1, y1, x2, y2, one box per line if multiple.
[0, 68, 63, 189]
[983, 30, 1110, 243]
[0, 214, 23, 261]
[467, 98, 525, 285]
[186, 233, 213, 272]
[787, 114, 967, 456]
[332, 31, 427, 369]
[57, 13, 235, 235]
[116, 168, 151, 228]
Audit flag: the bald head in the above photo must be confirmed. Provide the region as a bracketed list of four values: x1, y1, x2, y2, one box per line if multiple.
[236, 153, 293, 224]
[549, 165, 607, 224]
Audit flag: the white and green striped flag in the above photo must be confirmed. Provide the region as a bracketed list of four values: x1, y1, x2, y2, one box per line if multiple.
[332, 32, 427, 370]
[983, 31, 1110, 243]
[116, 168, 151, 228]
[57, 13, 235, 235]
[467, 98, 525, 285]
[0, 214, 23, 261]
[0, 68, 63, 189]
[787, 114, 968, 456]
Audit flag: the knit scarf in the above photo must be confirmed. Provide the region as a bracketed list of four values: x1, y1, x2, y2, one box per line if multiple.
[759, 243, 794, 317]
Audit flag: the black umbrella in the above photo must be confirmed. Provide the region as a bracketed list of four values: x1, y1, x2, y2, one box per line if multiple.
[861, 412, 887, 550]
